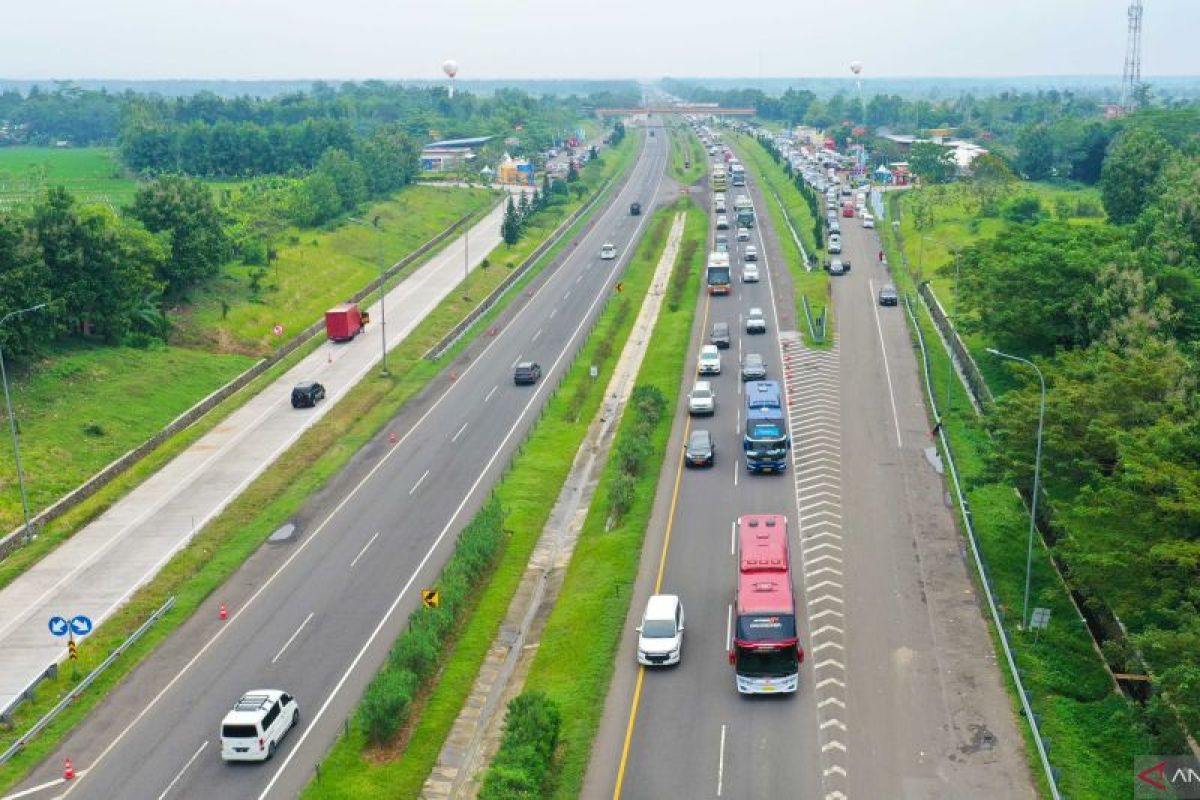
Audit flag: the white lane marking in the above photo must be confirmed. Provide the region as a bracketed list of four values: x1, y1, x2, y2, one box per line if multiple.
[733, 459, 739, 487]
[532, 327, 543, 342]
[2, 772, 89, 800]
[484, 385, 498, 403]
[730, 520, 736, 555]
[717, 724, 727, 797]
[156, 741, 207, 800]
[576, 274, 583, 284]
[271, 612, 315, 665]
[451, 422, 469, 443]
[726, 604, 733, 651]
[349, 531, 380, 568]
[409, 469, 430, 495]
[60, 141, 670, 800]
[549, 308, 558, 320]
[867, 279, 904, 448]
[564, 289, 572, 300]
[511, 353, 523, 369]
[256, 147, 670, 800]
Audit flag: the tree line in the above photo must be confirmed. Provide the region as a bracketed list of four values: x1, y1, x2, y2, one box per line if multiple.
[0, 176, 227, 358]
[935, 125, 1200, 736]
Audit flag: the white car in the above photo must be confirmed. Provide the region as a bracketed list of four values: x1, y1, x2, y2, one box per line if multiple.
[687, 380, 716, 416]
[600, 243, 617, 260]
[697, 344, 722, 375]
[716, 215, 729, 230]
[744, 245, 758, 261]
[745, 307, 767, 335]
[827, 235, 841, 254]
[742, 263, 760, 283]
[637, 594, 684, 666]
[862, 214, 875, 229]
[221, 690, 299, 762]
[736, 227, 751, 241]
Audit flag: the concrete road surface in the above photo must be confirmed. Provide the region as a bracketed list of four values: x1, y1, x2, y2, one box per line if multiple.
[5, 123, 669, 800]
[0, 192, 513, 721]
[584, 131, 1033, 800]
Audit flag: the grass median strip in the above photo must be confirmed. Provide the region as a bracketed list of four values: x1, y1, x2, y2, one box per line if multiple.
[0, 136, 640, 795]
[302, 197, 678, 799]
[519, 200, 707, 800]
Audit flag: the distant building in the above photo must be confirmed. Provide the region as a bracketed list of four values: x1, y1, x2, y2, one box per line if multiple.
[420, 135, 493, 172]
[880, 134, 987, 174]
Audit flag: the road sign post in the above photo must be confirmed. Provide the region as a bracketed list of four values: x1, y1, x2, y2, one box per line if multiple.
[421, 589, 440, 609]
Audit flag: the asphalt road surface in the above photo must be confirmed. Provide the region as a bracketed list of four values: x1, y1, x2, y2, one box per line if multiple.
[7, 123, 670, 800]
[584, 131, 1033, 800]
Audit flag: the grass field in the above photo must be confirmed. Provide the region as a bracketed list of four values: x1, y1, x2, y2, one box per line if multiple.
[0, 147, 139, 210]
[667, 123, 706, 185]
[0, 344, 255, 540]
[0, 132, 642, 797]
[181, 184, 497, 352]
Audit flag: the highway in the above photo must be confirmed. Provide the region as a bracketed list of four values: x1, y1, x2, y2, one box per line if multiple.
[7, 121, 670, 800]
[585, 127, 1033, 799]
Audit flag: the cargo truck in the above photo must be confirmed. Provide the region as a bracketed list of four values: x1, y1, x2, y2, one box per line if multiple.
[325, 303, 368, 342]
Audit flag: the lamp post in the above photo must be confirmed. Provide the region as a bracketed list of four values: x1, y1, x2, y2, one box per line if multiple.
[922, 235, 961, 414]
[348, 217, 389, 376]
[986, 347, 1046, 631]
[0, 303, 49, 542]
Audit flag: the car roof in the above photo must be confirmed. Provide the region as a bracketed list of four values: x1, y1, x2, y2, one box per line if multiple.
[515, 361, 536, 369]
[689, 428, 712, 443]
[700, 344, 719, 354]
[294, 381, 319, 390]
[644, 594, 680, 618]
[223, 690, 286, 723]
[881, 284, 897, 292]
[749, 307, 764, 315]
[745, 352, 764, 363]
[713, 321, 729, 330]
[693, 379, 712, 390]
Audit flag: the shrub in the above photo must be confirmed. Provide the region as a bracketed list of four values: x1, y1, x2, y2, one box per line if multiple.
[358, 668, 418, 744]
[607, 472, 637, 520]
[614, 435, 650, 475]
[479, 692, 562, 800]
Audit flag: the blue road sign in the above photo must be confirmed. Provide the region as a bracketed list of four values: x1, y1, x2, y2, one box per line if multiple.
[48, 616, 69, 637]
[69, 615, 94, 636]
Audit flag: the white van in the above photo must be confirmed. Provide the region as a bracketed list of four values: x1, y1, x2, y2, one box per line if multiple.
[697, 344, 722, 375]
[637, 594, 685, 666]
[221, 690, 299, 762]
[600, 243, 617, 260]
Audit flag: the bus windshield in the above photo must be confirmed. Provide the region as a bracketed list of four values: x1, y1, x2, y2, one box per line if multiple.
[736, 613, 797, 643]
[735, 645, 799, 678]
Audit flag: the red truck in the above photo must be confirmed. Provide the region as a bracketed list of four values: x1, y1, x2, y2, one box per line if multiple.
[325, 303, 368, 342]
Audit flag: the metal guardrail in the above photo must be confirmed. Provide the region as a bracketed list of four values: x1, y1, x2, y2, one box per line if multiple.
[424, 171, 623, 362]
[0, 203, 495, 565]
[903, 295, 1062, 800]
[799, 295, 824, 344]
[0, 595, 176, 766]
[768, 187, 812, 271]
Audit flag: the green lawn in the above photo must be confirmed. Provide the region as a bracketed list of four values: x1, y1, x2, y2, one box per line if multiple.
[180, 184, 498, 352]
[0, 147, 139, 210]
[0, 344, 254, 539]
[667, 123, 705, 185]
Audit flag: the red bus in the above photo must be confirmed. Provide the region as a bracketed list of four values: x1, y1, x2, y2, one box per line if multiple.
[730, 514, 803, 693]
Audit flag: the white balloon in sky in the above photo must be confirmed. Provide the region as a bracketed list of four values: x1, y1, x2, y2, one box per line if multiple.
[442, 60, 459, 79]
[850, 60, 863, 75]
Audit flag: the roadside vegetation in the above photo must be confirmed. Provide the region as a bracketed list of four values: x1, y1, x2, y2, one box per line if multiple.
[0, 147, 137, 209]
[877, 106, 1200, 794]
[666, 122, 705, 185]
[0, 131, 640, 795]
[731, 132, 832, 346]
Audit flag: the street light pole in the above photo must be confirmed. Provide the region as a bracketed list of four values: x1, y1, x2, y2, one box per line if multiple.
[349, 217, 389, 377]
[0, 303, 49, 542]
[987, 347, 1046, 631]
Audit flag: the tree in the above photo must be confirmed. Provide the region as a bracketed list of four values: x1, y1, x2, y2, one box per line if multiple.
[501, 195, 520, 246]
[999, 194, 1043, 224]
[0, 213, 52, 359]
[287, 171, 342, 227]
[358, 125, 419, 197]
[1015, 123, 1055, 180]
[908, 141, 956, 183]
[315, 148, 368, 212]
[566, 160, 579, 183]
[1100, 127, 1172, 224]
[129, 176, 229, 296]
[517, 191, 531, 224]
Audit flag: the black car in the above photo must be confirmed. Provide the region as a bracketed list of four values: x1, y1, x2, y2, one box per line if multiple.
[514, 361, 542, 385]
[741, 353, 767, 381]
[684, 429, 715, 467]
[630, 202, 642, 216]
[710, 322, 731, 349]
[878, 284, 899, 306]
[291, 380, 326, 409]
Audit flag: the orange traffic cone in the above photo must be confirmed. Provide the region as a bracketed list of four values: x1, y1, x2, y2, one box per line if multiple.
[219, 603, 228, 621]
[64, 758, 75, 780]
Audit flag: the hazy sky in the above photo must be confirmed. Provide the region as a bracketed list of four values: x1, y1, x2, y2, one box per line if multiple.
[4, 0, 1198, 80]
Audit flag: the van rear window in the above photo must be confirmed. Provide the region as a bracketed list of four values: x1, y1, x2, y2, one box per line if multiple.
[223, 724, 259, 739]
